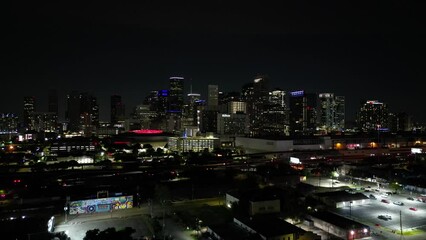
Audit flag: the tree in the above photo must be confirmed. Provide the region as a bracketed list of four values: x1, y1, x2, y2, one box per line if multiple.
[155, 147, 164, 155]
[389, 182, 403, 193]
[68, 160, 79, 170]
[31, 162, 46, 172]
[50, 231, 71, 240]
[83, 227, 136, 240]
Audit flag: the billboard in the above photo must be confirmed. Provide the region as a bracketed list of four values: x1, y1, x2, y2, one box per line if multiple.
[69, 195, 133, 215]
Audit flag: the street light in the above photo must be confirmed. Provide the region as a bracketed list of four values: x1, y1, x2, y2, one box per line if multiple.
[64, 206, 68, 223]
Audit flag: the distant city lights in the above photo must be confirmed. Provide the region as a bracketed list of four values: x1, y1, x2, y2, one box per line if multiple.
[130, 129, 163, 134]
[290, 90, 304, 97]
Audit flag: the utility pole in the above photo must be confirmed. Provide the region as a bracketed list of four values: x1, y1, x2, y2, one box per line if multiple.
[162, 201, 166, 240]
[377, 124, 381, 162]
[148, 199, 153, 218]
[400, 210, 403, 240]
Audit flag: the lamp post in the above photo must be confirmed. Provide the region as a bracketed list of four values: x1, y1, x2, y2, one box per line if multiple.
[64, 206, 68, 223]
[162, 201, 166, 240]
[349, 201, 353, 219]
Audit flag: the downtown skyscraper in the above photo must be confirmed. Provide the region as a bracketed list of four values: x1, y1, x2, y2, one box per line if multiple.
[318, 93, 345, 133]
[23, 96, 36, 131]
[111, 95, 125, 125]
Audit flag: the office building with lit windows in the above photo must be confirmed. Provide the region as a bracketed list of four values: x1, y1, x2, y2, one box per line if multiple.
[208, 84, 219, 110]
[31, 112, 58, 132]
[111, 95, 125, 125]
[318, 93, 345, 132]
[358, 100, 388, 132]
[227, 101, 246, 114]
[217, 113, 249, 136]
[23, 96, 36, 130]
[167, 134, 220, 153]
[0, 113, 18, 138]
[289, 90, 317, 135]
[183, 93, 201, 127]
[168, 76, 184, 114]
[242, 76, 270, 137]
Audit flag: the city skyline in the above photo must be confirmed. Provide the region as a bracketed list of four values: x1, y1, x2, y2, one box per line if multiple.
[3, 2, 425, 122]
[0, 83, 413, 125]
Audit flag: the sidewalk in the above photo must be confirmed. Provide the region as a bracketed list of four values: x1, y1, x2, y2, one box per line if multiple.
[55, 207, 148, 226]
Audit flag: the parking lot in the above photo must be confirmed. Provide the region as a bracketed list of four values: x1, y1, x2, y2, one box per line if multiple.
[333, 189, 426, 239]
[304, 176, 426, 239]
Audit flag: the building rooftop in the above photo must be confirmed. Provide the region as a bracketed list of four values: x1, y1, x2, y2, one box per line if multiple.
[228, 187, 285, 202]
[315, 190, 369, 203]
[309, 211, 369, 230]
[236, 216, 306, 238]
[208, 223, 262, 240]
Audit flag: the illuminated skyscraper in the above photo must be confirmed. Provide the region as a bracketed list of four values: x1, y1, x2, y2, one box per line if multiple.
[23, 96, 36, 130]
[207, 84, 219, 110]
[168, 77, 184, 114]
[388, 112, 412, 133]
[242, 75, 270, 136]
[31, 112, 57, 132]
[111, 95, 125, 125]
[260, 89, 290, 136]
[0, 113, 18, 135]
[358, 100, 388, 132]
[184, 93, 201, 126]
[335, 96, 345, 131]
[289, 90, 317, 135]
[227, 101, 246, 114]
[66, 91, 81, 132]
[217, 113, 248, 136]
[81, 93, 99, 128]
[318, 93, 345, 132]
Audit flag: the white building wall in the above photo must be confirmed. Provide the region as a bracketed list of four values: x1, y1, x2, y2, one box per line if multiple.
[235, 137, 293, 153]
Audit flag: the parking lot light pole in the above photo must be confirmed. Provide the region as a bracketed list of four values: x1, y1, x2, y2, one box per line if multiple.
[64, 206, 68, 223]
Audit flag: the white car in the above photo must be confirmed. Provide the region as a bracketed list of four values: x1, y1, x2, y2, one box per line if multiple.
[393, 201, 404, 206]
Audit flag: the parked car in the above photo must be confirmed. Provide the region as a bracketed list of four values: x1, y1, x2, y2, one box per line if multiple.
[369, 194, 377, 200]
[393, 201, 404, 206]
[381, 199, 390, 204]
[378, 215, 392, 220]
[409, 207, 418, 211]
[407, 197, 415, 201]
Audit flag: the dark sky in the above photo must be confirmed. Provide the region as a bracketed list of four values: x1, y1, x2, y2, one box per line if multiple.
[2, 1, 426, 122]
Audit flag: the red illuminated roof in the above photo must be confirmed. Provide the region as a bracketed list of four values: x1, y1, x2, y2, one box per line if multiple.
[130, 129, 163, 134]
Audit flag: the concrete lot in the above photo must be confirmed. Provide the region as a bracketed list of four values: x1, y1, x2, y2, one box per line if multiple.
[53, 200, 210, 240]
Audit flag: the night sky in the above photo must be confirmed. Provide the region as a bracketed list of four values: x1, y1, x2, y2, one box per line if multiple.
[2, 2, 425, 122]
